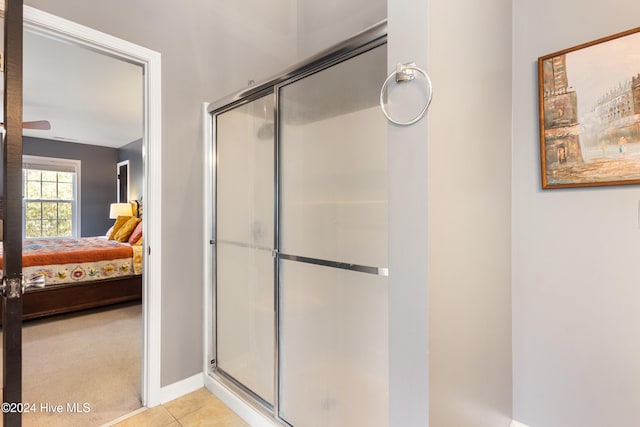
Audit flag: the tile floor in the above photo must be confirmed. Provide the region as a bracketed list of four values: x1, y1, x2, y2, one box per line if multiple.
[111, 388, 249, 427]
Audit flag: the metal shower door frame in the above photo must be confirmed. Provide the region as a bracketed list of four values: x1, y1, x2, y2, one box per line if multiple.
[207, 21, 388, 426]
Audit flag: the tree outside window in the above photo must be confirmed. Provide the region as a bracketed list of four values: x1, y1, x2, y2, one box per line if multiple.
[23, 156, 80, 239]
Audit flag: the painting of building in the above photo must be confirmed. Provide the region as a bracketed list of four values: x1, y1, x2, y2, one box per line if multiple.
[541, 54, 583, 169]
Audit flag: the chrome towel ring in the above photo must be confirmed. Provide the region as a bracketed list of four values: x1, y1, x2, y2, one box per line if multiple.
[380, 62, 433, 126]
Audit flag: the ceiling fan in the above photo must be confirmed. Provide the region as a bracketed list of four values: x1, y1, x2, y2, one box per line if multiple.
[0, 120, 51, 130]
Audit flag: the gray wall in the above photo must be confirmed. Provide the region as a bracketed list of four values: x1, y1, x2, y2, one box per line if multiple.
[296, 0, 386, 59]
[24, 0, 298, 386]
[513, 1, 640, 426]
[426, 0, 513, 425]
[23, 137, 117, 237]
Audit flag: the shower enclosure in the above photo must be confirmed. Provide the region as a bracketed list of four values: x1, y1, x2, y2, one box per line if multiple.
[208, 23, 389, 426]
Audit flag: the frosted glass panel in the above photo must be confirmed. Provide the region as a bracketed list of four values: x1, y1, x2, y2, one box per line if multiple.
[217, 95, 274, 247]
[279, 260, 388, 427]
[279, 45, 388, 267]
[216, 94, 274, 404]
[217, 244, 274, 404]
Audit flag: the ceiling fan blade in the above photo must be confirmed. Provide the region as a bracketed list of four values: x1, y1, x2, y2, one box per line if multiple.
[0, 120, 51, 130]
[22, 120, 51, 130]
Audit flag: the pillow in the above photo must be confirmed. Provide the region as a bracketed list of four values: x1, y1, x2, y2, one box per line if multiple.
[108, 216, 132, 240]
[112, 217, 141, 242]
[133, 236, 143, 246]
[128, 221, 143, 245]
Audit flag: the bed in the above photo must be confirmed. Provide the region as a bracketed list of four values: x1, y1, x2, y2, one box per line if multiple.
[0, 218, 144, 323]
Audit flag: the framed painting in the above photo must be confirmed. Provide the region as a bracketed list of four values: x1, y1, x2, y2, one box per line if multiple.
[538, 27, 640, 189]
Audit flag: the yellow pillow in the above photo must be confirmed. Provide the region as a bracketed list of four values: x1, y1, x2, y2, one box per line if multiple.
[112, 217, 141, 242]
[108, 216, 132, 240]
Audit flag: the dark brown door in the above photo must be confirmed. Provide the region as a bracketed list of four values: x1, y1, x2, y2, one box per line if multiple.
[2, 1, 24, 425]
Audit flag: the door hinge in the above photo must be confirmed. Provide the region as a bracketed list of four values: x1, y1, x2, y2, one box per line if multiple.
[1, 274, 22, 299]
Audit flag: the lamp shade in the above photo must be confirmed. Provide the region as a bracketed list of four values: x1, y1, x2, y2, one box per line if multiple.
[109, 202, 133, 219]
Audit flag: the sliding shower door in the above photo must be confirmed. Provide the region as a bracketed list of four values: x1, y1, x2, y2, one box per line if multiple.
[215, 94, 275, 406]
[278, 45, 389, 427]
[210, 26, 389, 426]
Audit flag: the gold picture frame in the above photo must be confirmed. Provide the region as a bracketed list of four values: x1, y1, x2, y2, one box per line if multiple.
[538, 27, 640, 189]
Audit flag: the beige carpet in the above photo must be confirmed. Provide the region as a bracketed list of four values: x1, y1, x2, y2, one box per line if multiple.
[0, 302, 142, 427]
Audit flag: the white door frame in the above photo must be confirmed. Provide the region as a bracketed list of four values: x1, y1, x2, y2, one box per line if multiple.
[17, 6, 163, 407]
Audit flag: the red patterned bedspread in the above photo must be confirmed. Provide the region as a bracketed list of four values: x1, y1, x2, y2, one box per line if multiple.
[0, 237, 139, 286]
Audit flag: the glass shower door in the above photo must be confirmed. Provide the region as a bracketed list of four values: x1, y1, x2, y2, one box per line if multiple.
[278, 45, 389, 427]
[215, 94, 275, 405]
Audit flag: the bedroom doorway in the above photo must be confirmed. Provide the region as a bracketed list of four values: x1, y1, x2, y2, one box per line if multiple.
[1, 3, 163, 424]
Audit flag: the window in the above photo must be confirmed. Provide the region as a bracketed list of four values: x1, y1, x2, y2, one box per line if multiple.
[23, 155, 81, 238]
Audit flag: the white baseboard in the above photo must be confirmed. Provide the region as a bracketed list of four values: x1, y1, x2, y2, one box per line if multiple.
[511, 420, 530, 427]
[204, 374, 278, 427]
[158, 373, 205, 404]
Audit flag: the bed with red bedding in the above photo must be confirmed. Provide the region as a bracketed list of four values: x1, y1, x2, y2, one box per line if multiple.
[0, 236, 142, 322]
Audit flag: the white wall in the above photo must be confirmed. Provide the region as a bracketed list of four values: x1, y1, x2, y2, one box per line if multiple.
[513, 1, 640, 426]
[426, 0, 513, 425]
